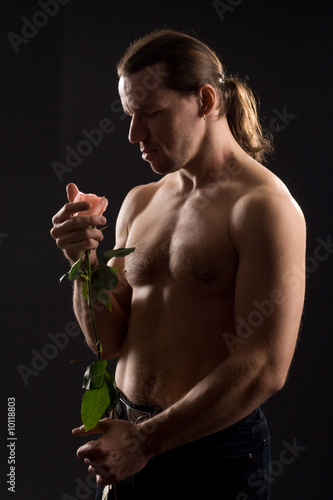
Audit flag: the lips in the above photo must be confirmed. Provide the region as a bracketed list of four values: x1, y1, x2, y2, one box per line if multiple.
[140, 147, 156, 154]
[141, 147, 158, 160]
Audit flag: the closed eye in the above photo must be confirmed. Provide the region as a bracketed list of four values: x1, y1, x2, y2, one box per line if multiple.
[146, 110, 162, 117]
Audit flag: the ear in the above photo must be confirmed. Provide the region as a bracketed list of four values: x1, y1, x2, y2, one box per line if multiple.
[199, 85, 216, 118]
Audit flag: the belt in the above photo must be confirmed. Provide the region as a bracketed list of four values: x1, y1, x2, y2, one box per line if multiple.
[116, 391, 162, 424]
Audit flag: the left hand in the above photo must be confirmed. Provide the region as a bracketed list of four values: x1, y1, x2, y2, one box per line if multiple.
[72, 418, 150, 486]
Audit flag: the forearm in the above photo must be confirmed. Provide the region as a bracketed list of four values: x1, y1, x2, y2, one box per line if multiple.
[73, 278, 128, 359]
[140, 349, 281, 458]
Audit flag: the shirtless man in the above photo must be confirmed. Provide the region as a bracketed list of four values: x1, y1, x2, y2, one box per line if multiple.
[51, 31, 306, 499]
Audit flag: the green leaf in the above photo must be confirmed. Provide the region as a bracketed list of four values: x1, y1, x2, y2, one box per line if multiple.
[104, 371, 118, 409]
[93, 289, 112, 312]
[81, 383, 111, 431]
[91, 265, 118, 291]
[60, 255, 87, 284]
[68, 256, 85, 281]
[82, 360, 107, 390]
[103, 247, 136, 264]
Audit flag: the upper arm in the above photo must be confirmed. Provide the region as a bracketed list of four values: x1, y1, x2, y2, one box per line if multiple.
[231, 190, 306, 384]
[106, 185, 147, 316]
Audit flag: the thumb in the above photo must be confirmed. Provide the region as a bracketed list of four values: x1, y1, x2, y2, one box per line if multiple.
[72, 418, 112, 437]
[66, 183, 79, 202]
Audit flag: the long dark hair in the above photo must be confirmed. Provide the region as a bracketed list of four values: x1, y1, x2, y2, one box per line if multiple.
[117, 29, 273, 162]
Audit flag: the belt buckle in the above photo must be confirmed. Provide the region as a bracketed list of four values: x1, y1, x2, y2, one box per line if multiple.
[126, 406, 152, 424]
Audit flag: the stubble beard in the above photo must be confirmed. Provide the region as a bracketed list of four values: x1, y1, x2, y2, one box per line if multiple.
[148, 132, 196, 176]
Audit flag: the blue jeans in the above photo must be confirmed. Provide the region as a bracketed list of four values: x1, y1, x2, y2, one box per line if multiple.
[96, 400, 271, 500]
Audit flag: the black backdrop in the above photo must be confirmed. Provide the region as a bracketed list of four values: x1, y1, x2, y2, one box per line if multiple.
[1, 1, 332, 499]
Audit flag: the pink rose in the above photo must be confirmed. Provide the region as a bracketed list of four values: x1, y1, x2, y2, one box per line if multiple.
[67, 183, 108, 216]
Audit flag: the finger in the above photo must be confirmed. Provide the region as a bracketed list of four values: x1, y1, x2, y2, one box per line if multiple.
[67, 183, 79, 202]
[72, 424, 91, 437]
[77, 442, 111, 465]
[52, 214, 107, 241]
[72, 418, 112, 437]
[88, 462, 113, 485]
[52, 201, 92, 225]
[53, 225, 105, 249]
[87, 466, 113, 486]
[76, 440, 98, 460]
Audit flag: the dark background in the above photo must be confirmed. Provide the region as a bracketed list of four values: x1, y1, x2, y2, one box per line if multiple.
[1, 1, 332, 498]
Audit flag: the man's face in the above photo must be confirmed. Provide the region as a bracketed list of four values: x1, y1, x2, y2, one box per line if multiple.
[119, 64, 202, 175]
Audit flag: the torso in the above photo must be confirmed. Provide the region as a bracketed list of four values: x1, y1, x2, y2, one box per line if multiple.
[115, 156, 289, 408]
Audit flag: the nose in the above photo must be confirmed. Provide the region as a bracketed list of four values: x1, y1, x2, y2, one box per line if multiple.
[128, 114, 149, 144]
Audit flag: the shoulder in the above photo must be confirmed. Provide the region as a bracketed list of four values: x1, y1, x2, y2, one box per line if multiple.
[229, 159, 306, 249]
[115, 179, 164, 243]
[119, 179, 164, 219]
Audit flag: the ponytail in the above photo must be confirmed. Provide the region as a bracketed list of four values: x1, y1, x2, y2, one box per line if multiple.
[222, 77, 273, 162]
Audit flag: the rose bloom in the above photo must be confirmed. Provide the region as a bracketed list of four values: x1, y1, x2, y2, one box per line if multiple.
[70, 184, 108, 216]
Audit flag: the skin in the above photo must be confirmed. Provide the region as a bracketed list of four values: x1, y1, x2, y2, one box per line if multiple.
[51, 64, 306, 486]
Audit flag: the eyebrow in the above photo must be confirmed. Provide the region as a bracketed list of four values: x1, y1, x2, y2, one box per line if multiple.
[123, 102, 161, 115]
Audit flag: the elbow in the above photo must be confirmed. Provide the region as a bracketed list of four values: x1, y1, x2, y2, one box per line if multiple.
[253, 347, 293, 396]
[260, 366, 288, 397]
[268, 375, 287, 396]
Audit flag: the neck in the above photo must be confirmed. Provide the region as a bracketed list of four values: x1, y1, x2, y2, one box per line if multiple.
[176, 116, 247, 192]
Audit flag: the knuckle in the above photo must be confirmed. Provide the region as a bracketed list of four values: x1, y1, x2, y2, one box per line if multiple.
[96, 229, 104, 241]
[69, 216, 80, 228]
[93, 214, 104, 224]
[51, 226, 62, 239]
[55, 238, 65, 250]
[52, 211, 62, 225]
[64, 202, 73, 212]
[73, 215, 89, 228]
[71, 216, 87, 230]
[87, 238, 99, 249]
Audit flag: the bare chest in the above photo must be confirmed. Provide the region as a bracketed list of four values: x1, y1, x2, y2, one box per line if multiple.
[125, 199, 237, 291]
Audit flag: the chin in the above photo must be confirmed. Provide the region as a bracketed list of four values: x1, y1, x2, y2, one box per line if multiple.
[148, 159, 179, 176]
[152, 152, 184, 173]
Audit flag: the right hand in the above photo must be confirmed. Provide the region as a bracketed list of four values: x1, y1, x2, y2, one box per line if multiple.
[50, 184, 107, 266]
